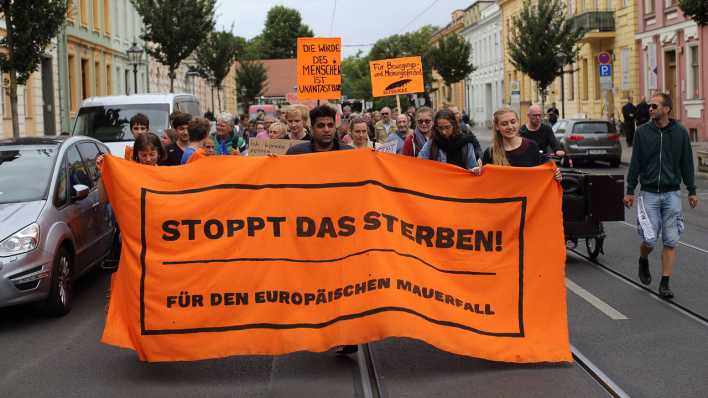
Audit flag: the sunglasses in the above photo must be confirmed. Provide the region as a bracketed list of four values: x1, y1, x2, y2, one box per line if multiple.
[417, 119, 432, 124]
[649, 103, 660, 110]
[315, 122, 335, 129]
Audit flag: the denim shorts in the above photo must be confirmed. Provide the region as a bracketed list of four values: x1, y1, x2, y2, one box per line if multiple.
[636, 190, 684, 248]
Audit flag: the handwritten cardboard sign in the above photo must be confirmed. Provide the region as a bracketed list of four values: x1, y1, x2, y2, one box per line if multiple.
[296, 37, 342, 100]
[248, 139, 309, 156]
[369, 56, 425, 97]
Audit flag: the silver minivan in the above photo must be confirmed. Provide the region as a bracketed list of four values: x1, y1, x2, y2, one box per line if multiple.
[71, 93, 201, 156]
[0, 136, 114, 315]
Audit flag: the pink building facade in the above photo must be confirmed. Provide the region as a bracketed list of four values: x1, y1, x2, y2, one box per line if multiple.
[636, 0, 707, 141]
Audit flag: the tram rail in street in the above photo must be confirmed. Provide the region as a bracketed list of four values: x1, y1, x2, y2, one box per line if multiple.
[568, 248, 708, 328]
[357, 343, 384, 398]
[571, 345, 631, 398]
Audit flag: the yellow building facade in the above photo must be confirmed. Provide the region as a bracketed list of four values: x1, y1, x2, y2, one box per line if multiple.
[499, 0, 639, 122]
[430, 10, 467, 111]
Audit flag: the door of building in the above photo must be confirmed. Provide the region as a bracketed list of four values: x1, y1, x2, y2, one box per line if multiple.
[41, 58, 56, 135]
[664, 50, 677, 119]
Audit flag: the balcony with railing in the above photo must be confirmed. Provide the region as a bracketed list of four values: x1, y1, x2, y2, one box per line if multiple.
[569, 11, 616, 40]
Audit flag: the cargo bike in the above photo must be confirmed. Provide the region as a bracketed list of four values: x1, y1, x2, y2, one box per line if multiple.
[560, 169, 625, 260]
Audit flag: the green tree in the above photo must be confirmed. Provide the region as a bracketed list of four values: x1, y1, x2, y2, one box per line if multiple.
[257, 6, 314, 59]
[341, 52, 372, 101]
[679, 0, 708, 26]
[235, 60, 267, 112]
[0, 0, 67, 137]
[507, 0, 584, 106]
[431, 34, 475, 101]
[195, 29, 245, 112]
[131, 0, 216, 92]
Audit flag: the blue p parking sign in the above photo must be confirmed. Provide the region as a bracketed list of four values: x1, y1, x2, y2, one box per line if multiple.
[599, 64, 612, 77]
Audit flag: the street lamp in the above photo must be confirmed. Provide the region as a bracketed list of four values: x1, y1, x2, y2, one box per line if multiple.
[127, 42, 144, 95]
[185, 69, 199, 95]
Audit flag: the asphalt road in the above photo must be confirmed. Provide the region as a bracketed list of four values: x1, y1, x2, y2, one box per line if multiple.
[1, 133, 706, 397]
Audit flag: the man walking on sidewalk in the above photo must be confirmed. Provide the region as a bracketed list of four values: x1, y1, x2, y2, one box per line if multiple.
[623, 93, 699, 299]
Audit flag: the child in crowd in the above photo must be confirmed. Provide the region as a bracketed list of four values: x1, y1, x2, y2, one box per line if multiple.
[255, 121, 269, 140]
[181, 117, 212, 164]
[123, 113, 150, 161]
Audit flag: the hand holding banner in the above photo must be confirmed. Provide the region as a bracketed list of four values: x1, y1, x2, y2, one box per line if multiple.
[101, 151, 570, 364]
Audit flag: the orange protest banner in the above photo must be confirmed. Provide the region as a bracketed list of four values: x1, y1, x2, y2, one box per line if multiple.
[296, 37, 342, 100]
[100, 150, 571, 363]
[369, 56, 425, 97]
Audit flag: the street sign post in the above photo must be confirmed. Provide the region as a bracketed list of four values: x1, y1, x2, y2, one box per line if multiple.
[599, 64, 612, 91]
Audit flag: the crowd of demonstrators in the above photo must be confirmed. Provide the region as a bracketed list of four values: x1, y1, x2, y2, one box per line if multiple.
[624, 93, 698, 299]
[214, 112, 248, 156]
[621, 97, 637, 147]
[286, 105, 312, 141]
[519, 104, 565, 158]
[448, 105, 481, 160]
[181, 117, 213, 164]
[286, 105, 352, 154]
[418, 109, 478, 170]
[349, 117, 371, 149]
[402, 107, 434, 157]
[374, 106, 396, 144]
[164, 112, 192, 165]
[268, 122, 288, 139]
[385, 114, 413, 154]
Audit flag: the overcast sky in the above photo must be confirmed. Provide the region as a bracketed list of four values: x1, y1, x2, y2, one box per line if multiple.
[216, 0, 473, 57]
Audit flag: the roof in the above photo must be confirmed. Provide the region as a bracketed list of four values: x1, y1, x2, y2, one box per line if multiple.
[0, 136, 67, 146]
[259, 59, 297, 98]
[79, 93, 197, 107]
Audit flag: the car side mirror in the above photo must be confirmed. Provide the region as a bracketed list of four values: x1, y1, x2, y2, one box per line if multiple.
[71, 184, 90, 202]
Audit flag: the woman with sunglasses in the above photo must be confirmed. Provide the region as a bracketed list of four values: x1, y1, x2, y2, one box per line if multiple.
[401, 107, 434, 157]
[417, 109, 478, 169]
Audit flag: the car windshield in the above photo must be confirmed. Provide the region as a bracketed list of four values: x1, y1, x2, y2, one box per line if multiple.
[0, 146, 57, 204]
[72, 104, 170, 142]
[573, 122, 610, 134]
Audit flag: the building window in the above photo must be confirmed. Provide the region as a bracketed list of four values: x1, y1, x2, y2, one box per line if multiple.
[24, 76, 33, 120]
[582, 58, 589, 100]
[67, 0, 75, 21]
[2, 74, 10, 119]
[93, 0, 101, 32]
[104, 0, 111, 35]
[687, 45, 700, 99]
[95, 60, 101, 96]
[664, 0, 677, 8]
[81, 58, 90, 100]
[644, 0, 655, 14]
[106, 64, 112, 95]
[568, 65, 575, 101]
[79, 0, 88, 27]
[68, 55, 77, 113]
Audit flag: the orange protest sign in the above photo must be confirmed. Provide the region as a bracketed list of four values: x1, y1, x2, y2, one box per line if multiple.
[369, 56, 425, 97]
[101, 151, 571, 363]
[296, 37, 341, 100]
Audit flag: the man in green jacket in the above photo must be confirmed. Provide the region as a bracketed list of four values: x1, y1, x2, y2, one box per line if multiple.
[623, 93, 698, 299]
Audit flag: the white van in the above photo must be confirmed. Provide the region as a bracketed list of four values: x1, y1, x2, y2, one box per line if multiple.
[71, 93, 200, 155]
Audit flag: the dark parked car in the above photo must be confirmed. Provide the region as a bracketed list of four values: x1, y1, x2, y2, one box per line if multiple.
[0, 136, 114, 315]
[553, 119, 622, 167]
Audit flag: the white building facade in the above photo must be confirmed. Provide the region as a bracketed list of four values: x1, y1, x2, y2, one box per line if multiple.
[461, 3, 504, 128]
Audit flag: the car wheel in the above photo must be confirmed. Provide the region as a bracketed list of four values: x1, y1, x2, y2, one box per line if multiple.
[43, 246, 73, 316]
[609, 158, 620, 168]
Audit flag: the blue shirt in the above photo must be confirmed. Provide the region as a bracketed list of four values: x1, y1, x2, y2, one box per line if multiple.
[180, 147, 197, 164]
